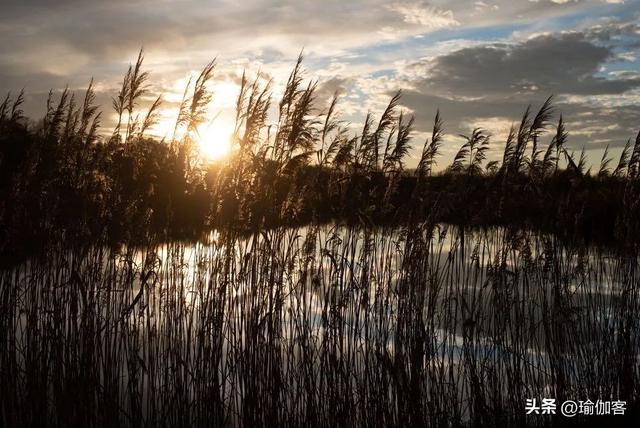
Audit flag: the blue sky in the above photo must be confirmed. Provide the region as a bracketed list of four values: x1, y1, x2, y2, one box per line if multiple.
[1, 0, 639, 167]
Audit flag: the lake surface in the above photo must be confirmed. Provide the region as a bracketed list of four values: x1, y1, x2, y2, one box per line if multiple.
[2, 224, 639, 426]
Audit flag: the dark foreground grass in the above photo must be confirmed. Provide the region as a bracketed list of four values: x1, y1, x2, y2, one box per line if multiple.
[1, 224, 639, 427]
[3, 52, 640, 266]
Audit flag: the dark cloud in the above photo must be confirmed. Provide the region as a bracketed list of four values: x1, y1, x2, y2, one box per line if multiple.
[0, 0, 625, 68]
[0, 67, 70, 94]
[410, 32, 640, 97]
[315, 77, 353, 106]
[0, 0, 637, 165]
[399, 26, 640, 155]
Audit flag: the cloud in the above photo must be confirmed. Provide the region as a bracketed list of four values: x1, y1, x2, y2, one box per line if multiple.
[388, 1, 459, 29]
[315, 77, 353, 107]
[391, 24, 640, 164]
[407, 32, 640, 98]
[0, 0, 637, 168]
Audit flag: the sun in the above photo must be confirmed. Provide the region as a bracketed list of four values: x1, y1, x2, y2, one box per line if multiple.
[197, 119, 234, 161]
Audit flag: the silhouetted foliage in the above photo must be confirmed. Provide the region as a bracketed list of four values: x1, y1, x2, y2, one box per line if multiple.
[1, 52, 640, 266]
[2, 51, 640, 428]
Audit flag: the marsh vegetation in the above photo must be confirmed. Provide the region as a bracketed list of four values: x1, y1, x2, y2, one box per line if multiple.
[1, 51, 640, 426]
[2, 225, 639, 426]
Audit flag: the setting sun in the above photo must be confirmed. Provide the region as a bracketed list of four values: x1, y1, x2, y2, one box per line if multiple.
[197, 119, 234, 161]
[4, 0, 640, 422]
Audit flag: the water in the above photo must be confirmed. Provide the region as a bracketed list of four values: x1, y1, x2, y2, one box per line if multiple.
[1, 224, 639, 426]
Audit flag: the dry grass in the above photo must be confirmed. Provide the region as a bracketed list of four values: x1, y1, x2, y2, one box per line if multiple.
[2, 51, 640, 427]
[1, 224, 638, 426]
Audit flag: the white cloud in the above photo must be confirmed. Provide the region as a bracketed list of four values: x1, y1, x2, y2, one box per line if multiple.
[388, 1, 459, 29]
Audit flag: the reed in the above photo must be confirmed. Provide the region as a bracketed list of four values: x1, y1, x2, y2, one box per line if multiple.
[1, 51, 640, 426]
[1, 52, 640, 253]
[1, 225, 638, 426]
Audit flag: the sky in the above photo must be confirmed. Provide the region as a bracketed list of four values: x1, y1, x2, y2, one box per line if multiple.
[1, 0, 640, 167]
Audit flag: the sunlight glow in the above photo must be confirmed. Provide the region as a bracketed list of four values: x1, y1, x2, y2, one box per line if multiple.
[197, 119, 234, 161]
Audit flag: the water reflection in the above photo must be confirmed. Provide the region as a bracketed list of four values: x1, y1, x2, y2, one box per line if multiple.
[2, 224, 639, 425]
